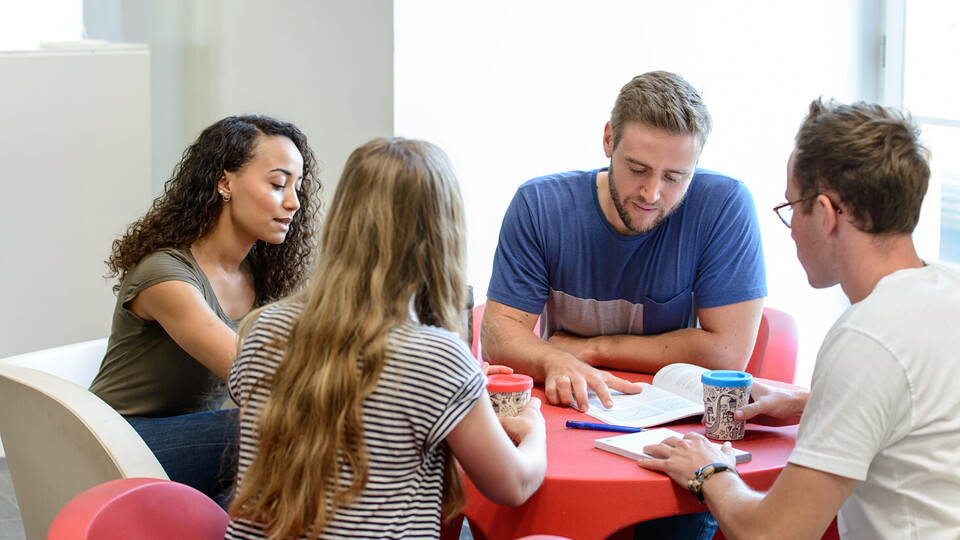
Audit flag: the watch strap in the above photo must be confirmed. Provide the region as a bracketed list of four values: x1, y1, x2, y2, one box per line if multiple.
[688, 462, 740, 504]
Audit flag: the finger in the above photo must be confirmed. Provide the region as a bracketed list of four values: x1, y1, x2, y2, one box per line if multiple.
[640, 444, 670, 460]
[637, 455, 667, 471]
[735, 402, 760, 421]
[544, 376, 561, 405]
[524, 396, 542, 411]
[576, 375, 599, 412]
[587, 376, 614, 410]
[603, 373, 644, 396]
[720, 441, 735, 457]
[659, 436, 682, 448]
[556, 375, 575, 407]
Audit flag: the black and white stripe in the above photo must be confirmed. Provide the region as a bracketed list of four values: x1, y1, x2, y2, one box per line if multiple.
[226, 302, 485, 539]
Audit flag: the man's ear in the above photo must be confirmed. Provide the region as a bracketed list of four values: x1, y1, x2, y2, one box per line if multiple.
[603, 122, 614, 158]
[816, 193, 841, 236]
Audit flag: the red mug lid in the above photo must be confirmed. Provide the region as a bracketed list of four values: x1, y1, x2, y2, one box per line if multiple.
[487, 373, 534, 393]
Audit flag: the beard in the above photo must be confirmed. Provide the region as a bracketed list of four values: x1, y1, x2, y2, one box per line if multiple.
[607, 165, 687, 234]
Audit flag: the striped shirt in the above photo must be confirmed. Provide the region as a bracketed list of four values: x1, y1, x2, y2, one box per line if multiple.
[225, 301, 485, 539]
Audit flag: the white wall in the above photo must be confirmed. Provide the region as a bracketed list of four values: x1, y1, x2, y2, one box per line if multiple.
[0, 0, 394, 461]
[149, 0, 395, 209]
[0, 0, 393, 363]
[395, 0, 883, 386]
[0, 47, 152, 358]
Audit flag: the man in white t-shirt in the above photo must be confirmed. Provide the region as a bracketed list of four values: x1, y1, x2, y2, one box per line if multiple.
[638, 98, 960, 539]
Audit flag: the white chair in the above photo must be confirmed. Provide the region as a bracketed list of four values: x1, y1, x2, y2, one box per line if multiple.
[0, 362, 167, 540]
[0, 337, 108, 389]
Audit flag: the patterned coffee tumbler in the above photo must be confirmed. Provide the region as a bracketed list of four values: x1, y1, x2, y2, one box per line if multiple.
[488, 374, 533, 417]
[701, 370, 753, 440]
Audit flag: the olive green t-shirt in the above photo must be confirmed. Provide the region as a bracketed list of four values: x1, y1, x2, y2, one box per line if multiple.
[89, 247, 244, 418]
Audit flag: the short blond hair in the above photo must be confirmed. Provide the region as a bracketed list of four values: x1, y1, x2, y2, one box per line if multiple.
[610, 71, 712, 151]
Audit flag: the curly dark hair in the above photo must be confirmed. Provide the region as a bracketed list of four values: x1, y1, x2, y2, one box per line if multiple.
[106, 115, 322, 303]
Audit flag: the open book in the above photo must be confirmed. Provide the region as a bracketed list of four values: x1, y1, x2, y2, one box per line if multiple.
[594, 428, 752, 463]
[583, 362, 708, 428]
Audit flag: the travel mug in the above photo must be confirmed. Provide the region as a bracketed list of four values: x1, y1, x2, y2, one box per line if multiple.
[701, 370, 753, 440]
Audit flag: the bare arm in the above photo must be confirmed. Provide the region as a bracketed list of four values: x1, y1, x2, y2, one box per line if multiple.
[480, 300, 643, 411]
[128, 280, 239, 380]
[445, 396, 547, 507]
[639, 433, 855, 539]
[548, 298, 764, 373]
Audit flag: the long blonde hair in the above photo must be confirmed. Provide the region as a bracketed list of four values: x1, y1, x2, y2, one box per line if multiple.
[230, 138, 468, 539]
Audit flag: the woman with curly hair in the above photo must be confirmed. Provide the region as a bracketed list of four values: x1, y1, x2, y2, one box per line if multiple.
[226, 138, 546, 539]
[89, 115, 321, 506]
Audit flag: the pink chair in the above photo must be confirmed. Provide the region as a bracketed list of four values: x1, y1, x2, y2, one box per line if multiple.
[744, 307, 799, 384]
[47, 478, 228, 540]
[470, 303, 485, 358]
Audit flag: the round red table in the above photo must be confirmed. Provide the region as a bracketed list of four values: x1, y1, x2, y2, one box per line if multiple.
[461, 370, 798, 540]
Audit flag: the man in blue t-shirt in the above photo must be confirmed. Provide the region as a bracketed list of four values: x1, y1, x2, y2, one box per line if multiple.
[483, 71, 767, 412]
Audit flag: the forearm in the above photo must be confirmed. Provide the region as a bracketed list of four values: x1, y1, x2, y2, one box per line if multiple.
[566, 327, 750, 373]
[506, 431, 548, 504]
[702, 474, 777, 540]
[481, 313, 574, 382]
[449, 397, 547, 507]
[702, 465, 849, 540]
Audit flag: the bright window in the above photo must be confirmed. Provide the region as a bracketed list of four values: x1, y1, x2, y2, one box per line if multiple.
[0, 0, 83, 51]
[902, 0, 960, 264]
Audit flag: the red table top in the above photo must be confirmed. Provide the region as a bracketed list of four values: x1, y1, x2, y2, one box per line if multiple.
[462, 370, 799, 540]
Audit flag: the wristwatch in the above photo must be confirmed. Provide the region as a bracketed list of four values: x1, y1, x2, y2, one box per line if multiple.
[688, 462, 740, 504]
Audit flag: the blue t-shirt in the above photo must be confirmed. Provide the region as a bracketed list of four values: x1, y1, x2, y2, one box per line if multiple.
[487, 168, 766, 338]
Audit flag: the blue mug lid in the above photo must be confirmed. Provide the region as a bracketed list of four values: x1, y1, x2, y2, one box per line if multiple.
[701, 370, 753, 388]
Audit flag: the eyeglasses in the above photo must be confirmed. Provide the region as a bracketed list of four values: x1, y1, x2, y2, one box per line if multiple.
[773, 194, 843, 228]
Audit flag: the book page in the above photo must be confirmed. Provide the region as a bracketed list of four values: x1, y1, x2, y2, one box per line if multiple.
[651, 363, 708, 402]
[583, 383, 703, 428]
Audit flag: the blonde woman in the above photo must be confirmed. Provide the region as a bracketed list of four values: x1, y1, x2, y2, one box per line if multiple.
[226, 138, 547, 539]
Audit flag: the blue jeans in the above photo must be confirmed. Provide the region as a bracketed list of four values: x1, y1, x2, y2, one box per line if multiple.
[633, 511, 718, 539]
[128, 408, 239, 509]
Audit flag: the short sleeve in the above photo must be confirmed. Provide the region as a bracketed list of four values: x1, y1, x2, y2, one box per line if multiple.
[789, 328, 910, 480]
[418, 334, 487, 454]
[487, 187, 551, 315]
[121, 248, 206, 305]
[693, 181, 767, 308]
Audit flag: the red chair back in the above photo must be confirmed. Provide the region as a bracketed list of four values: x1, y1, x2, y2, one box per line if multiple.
[47, 478, 228, 540]
[471, 303, 485, 358]
[744, 307, 799, 384]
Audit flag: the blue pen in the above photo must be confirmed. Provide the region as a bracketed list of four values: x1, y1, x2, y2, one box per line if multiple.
[565, 420, 646, 433]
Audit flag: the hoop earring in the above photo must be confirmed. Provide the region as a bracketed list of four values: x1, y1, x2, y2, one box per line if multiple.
[219, 189, 231, 202]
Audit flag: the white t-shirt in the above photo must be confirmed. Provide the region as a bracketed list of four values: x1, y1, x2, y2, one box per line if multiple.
[789, 262, 960, 540]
